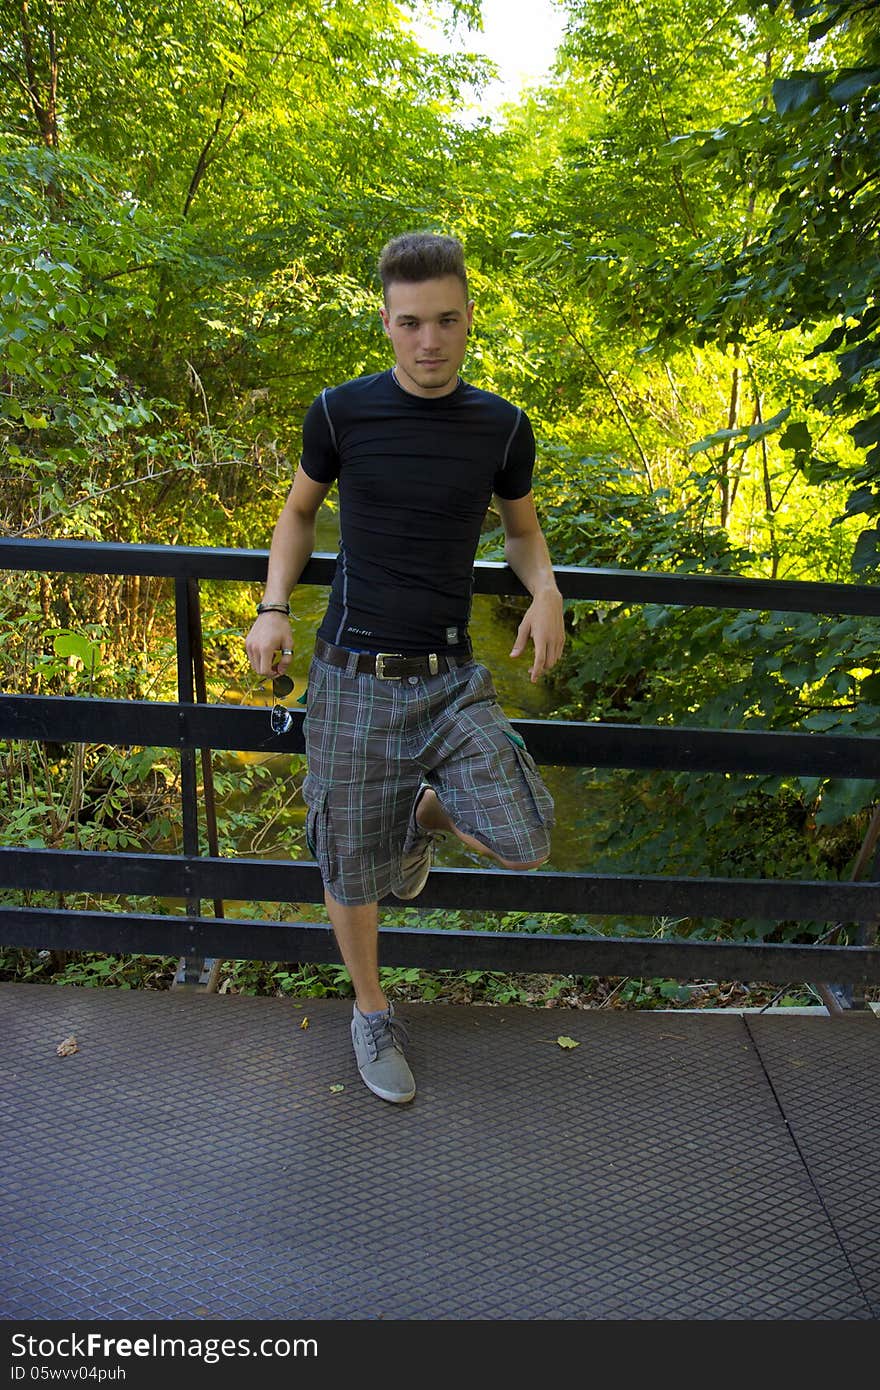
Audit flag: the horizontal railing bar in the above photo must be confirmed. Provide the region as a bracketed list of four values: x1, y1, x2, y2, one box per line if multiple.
[4, 537, 880, 614]
[2, 906, 880, 984]
[3, 694, 880, 776]
[3, 847, 879, 922]
[0, 694, 308, 754]
[0, 538, 336, 584]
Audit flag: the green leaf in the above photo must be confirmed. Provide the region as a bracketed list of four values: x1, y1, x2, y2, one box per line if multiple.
[556, 1035, 580, 1049]
[779, 662, 813, 687]
[744, 407, 791, 443]
[772, 73, 825, 116]
[852, 528, 880, 572]
[739, 918, 776, 940]
[814, 779, 874, 827]
[807, 8, 848, 43]
[658, 982, 691, 1002]
[852, 415, 880, 449]
[779, 421, 811, 452]
[828, 69, 880, 104]
[53, 632, 101, 669]
[688, 427, 742, 455]
[859, 674, 880, 702]
[844, 486, 879, 518]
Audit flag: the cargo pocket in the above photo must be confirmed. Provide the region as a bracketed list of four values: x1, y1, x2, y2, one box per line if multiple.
[504, 729, 555, 828]
[303, 773, 334, 876]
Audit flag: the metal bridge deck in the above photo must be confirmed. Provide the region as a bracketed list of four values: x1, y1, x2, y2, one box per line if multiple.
[1, 983, 878, 1321]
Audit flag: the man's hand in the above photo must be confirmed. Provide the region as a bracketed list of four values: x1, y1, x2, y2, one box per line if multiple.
[245, 613, 294, 678]
[510, 587, 565, 683]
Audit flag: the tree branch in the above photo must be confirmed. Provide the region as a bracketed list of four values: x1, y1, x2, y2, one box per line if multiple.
[18, 0, 58, 147]
[630, 8, 700, 238]
[11, 457, 245, 538]
[551, 296, 655, 490]
[182, 81, 240, 217]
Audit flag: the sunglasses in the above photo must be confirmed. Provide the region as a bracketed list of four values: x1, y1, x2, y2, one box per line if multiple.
[269, 674, 294, 735]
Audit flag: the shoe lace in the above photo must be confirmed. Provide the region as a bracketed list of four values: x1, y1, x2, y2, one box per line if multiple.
[369, 1011, 409, 1054]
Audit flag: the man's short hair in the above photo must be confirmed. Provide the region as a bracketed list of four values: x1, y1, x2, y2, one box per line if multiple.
[377, 232, 468, 302]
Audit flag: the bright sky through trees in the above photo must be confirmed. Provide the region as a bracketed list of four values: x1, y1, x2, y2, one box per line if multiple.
[409, 0, 568, 111]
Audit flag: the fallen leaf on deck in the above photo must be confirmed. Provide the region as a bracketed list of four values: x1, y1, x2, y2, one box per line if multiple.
[329, 1084, 345, 1094]
[300, 1016, 309, 1030]
[56, 1035, 78, 1056]
[556, 1035, 580, 1050]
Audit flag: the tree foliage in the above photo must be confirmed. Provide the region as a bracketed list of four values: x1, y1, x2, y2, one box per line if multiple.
[3, 0, 880, 925]
[487, 0, 880, 893]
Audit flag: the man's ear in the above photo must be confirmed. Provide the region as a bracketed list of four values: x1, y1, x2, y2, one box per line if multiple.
[379, 306, 391, 338]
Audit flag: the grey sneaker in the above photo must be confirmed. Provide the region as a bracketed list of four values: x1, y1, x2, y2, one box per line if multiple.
[392, 830, 438, 899]
[393, 785, 443, 900]
[351, 1003, 416, 1104]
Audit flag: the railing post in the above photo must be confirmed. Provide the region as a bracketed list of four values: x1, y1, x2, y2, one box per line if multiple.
[849, 837, 880, 1010]
[814, 800, 880, 1012]
[187, 577, 224, 992]
[172, 576, 206, 989]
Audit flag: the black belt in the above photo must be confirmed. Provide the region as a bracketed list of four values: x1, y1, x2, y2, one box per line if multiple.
[314, 637, 472, 680]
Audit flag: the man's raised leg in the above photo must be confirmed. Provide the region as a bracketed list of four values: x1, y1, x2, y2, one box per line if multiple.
[415, 788, 547, 870]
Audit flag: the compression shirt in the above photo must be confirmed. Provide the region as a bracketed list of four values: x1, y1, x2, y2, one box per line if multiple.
[299, 369, 535, 653]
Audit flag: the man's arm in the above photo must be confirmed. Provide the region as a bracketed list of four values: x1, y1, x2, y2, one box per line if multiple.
[244, 464, 331, 678]
[497, 492, 565, 684]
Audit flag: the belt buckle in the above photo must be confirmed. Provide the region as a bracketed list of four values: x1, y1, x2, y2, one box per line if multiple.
[375, 652, 403, 680]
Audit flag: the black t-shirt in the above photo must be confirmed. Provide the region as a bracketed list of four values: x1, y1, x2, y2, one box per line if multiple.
[299, 369, 535, 653]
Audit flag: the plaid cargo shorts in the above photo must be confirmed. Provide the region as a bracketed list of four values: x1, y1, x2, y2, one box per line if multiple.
[301, 644, 555, 906]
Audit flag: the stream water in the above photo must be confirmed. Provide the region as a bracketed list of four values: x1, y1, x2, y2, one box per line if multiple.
[218, 509, 589, 879]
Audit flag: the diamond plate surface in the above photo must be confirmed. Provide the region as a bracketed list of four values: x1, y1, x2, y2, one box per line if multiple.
[0, 983, 874, 1320]
[746, 1013, 880, 1318]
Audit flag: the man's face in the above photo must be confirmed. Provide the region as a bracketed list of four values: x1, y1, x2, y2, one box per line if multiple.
[380, 275, 474, 398]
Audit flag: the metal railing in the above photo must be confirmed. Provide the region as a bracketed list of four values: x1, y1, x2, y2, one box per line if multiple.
[2, 536, 880, 1004]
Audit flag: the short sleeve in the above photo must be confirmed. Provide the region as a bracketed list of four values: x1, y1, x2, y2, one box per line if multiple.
[299, 390, 340, 484]
[493, 407, 535, 500]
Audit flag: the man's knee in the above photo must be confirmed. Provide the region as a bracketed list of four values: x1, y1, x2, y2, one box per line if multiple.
[493, 851, 549, 871]
[323, 886, 379, 921]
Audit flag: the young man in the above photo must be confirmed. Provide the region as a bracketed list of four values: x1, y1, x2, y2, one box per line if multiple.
[245, 232, 564, 1105]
